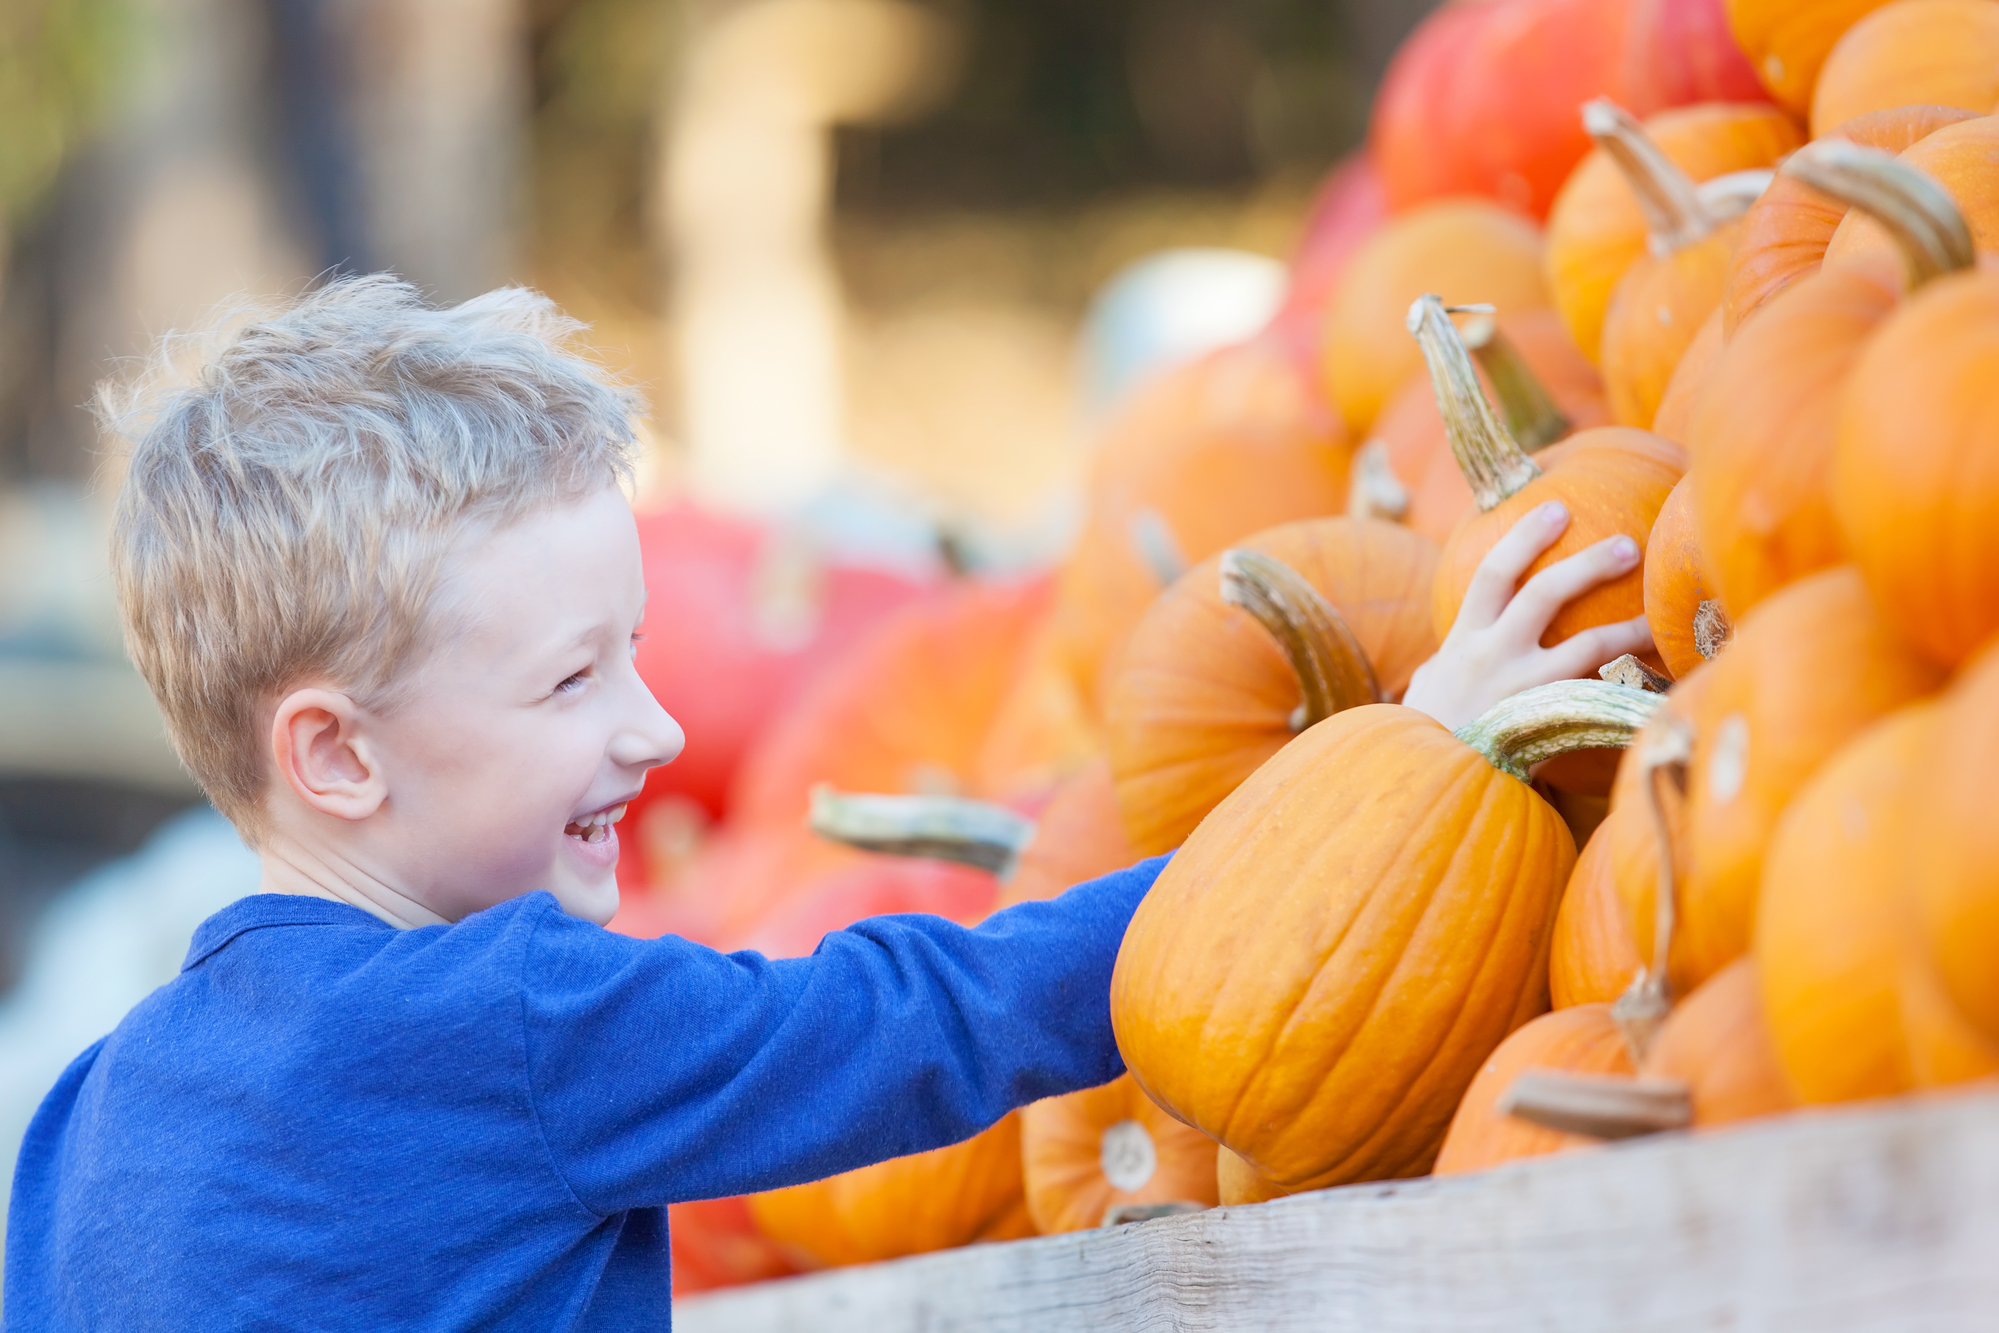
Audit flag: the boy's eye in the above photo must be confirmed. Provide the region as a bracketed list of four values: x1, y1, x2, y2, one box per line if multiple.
[554, 670, 588, 694]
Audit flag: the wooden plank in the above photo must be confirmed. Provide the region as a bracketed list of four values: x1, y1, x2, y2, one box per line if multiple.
[677, 1086, 1999, 1332]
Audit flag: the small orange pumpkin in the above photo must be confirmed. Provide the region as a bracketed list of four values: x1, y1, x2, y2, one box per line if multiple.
[1607, 666, 1707, 994]
[1650, 307, 1725, 443]
[1105, 520, 1438, 856]
[1323, 200, 1552, 436]
[1642, 474, 1726, 679]
[1545, 100, 1802, 369]
[1550, 823, 1644, 1008]
[1111, 679, 1661, 1191]
[1433, 1003, 1634, 1175]
[1722, 104, 1975, 335]
[1020, 1077, 1218, 1233]
[1809, 0, 1999, 138]
[1636, 957, 1796, 1126]
[1723, 0, 1900, 116]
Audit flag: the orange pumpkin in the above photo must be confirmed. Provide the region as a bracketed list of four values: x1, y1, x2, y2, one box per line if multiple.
[1637, 957, 1796, 1125]
[1323, 200, 1552, 436]
[1911, 646, 1999, 1044]
[1809, 0, 1999, 137]
[1546, 101, 1802, 370]
[1049, 336, 1351, 710]
[667, 1197, 798, 1296]
[1215, 1145, 1293, 1206]
[969, 616, 1102, 809]
[1692, 140, 1979, 620]
[1607, 667, 1707, 994]
[1020, 1077, 1218, 1234]
[1643, 474, 1725, 679]
[749, 1114, 1035, 1268]
[995, 757, 1130, 909]
[1723, 0, 1900, 116]
[1650, 307, 1725, 443]
[1417, 298, 1686, 657]
[1551, 823, 1643, 1008]
[1833, 268, 1999, 667]
[1105, 519, 1438, 856]
[1821, 113, 1999, 268]
[1433, 1003, 1634, 1175]
[1368, 309, 1611, 543]
[1111, 679, 1661, 1191]
[1674, 567, 1945, 989]
[1723, 104, 1975, 335]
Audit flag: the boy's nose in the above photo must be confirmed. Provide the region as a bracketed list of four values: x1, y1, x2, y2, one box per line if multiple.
[610, 678, 685, 772]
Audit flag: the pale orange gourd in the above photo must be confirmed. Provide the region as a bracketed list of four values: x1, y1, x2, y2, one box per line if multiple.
[1546, 100, 1801, 369]
[1551, 823, 1644, 1009]
[1833, 268, 1999, 667]
[1433, 1004, 1634, 1175]
[1723, 104, 1975, 335]
[1723, 0, 1899, 116]
[1111, 679, 1660, 1191]
[1637, 957, 1796, 1126]
[1104, 519, 1438, 856]
[1642, 474, 1724, 679]
[1809, 0, 1999, 138]
[1020, 1077, 1218, 1234]
[1323, 200, 1552, 436]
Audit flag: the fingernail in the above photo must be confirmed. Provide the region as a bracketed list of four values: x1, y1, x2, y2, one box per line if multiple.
[1538, 501, 1568, 525]
[1611, 536, 1640, 562]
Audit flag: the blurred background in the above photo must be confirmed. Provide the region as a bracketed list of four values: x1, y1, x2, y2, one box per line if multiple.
[0, 0, 1441, 1239]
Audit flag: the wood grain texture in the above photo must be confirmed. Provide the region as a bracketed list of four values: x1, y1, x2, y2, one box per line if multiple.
[678, 1085, 1999, 1332]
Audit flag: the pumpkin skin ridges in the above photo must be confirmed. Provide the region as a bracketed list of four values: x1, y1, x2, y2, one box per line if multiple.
[1832, 269, 1999, 667]
[1808, 0, 1999, 139]
[1433, 1002, 1633, 1175]
[1723, 0, 1899, 116]
[1020, 1075, 1219, 1234]
[1551, 822, 1643, 1008]
[1112, 702, 1580, 1192]
[1723, 105, 1976, 336]
[1821, 114, 1999, 270]
[1678, 567, 1946, 992]
[1105, 518, 1439, 857]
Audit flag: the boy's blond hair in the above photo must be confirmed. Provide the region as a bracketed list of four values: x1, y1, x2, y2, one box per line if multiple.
[104, 276, 641, 838]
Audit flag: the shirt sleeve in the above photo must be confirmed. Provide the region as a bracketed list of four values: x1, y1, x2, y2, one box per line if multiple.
[519, 854, 1167, 1214]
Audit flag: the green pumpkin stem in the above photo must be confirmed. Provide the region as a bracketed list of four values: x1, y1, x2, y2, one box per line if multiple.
[1454, 679, 1666, 782]
[1582, 99, 1715, 255]
[1460, 311, 1571, 453]
[1406, 295, 1542, 512]
[1779, 138, 1976, 289]
[1219, 548, 1381, 732]
[807, 785, 1036, 879]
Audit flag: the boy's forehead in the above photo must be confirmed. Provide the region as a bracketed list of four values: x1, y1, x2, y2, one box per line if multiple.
[433, 490, 642, 656]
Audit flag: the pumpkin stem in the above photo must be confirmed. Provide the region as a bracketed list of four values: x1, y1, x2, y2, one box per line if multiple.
[1599, 653, 1672, 693]
[1459, 311, 1571, 453]
[1693, 599, 1733, 660]
[1779, 139, 1976, 289]
[1612, 714, 1695, 1063]
[1347, 440, 1411, 521]
[1697, 168, 1776, 222]
[1498, 1070, 1693, 1140]
[1219, 548, 1381, 731]
[1129, 507, 1189, 587]
[1453, 680, 1665, 782]
[1406, 295, 1542, 511]
[808, 785, 1037, 878]
[1581, 99, 1715, 255]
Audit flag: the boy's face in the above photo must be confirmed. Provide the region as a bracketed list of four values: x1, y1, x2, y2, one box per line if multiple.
[357, 484, 683, 924]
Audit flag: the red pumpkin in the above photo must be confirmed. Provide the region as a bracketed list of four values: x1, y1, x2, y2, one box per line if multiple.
[668, 1197, 797, 1296]
[1267, 152, 1390, 387]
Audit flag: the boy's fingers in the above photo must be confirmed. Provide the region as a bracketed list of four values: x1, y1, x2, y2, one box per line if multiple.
[1540, 614, 1657, 681]
[1459, 501, 1571, 630]
[1499, 533, 1641, 638]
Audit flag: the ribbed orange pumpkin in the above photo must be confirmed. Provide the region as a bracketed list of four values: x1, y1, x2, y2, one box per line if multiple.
[1722, 104, 1975, 335]
[1650, 307, 1725, 443]
[1215, 1146, 1293, 1206]
[1105, 519, 1438, 856]
[1637, 957, 1796, 1126]
[1020, 1077, 1218, 1234]
[1546, 101, 1801, 370]
[1433, 1003, 1634, 1175]
[1821, 114, 1999, 266]
[1551, 823, 1644, 1008]
[1724, 0, 1899, 116]
[1323, 200, 1552, 436]
[1911, 646, 1999, 1045]
[1049, 336, 1351, 709]
[1643, 475, 1724, 679]
[1608, 667, 1707, 993]
[1809, 0, 1999, 137]
[1367, 309, 1609, 543]
[1111, 680, 1660, 1191]
[1833, 269, 1999, 667]
[749, 1114, 1034, 1268]
[1673, 567, 1945, 989]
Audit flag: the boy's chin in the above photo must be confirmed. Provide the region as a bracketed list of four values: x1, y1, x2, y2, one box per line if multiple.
[551, 873, 620, 926]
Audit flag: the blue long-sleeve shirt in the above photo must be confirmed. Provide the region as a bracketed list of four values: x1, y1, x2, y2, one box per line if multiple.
[5, 856, 1164, 1331]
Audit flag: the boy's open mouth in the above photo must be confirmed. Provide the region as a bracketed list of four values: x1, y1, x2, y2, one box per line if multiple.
[564, 804, 628, 844]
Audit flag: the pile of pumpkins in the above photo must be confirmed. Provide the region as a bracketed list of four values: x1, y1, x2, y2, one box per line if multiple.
[629, 0, 1999, 1295]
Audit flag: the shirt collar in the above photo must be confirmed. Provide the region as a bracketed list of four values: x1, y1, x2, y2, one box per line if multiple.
[181, 893, 390, 972]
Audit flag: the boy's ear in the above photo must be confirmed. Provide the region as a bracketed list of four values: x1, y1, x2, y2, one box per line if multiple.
[271, 688, 386, 822]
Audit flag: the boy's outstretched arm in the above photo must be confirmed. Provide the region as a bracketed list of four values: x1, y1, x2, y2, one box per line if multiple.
[521, 855, 1166, 1214]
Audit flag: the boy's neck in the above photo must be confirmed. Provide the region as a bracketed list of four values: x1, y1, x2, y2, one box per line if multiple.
[257, 831, 451, 930]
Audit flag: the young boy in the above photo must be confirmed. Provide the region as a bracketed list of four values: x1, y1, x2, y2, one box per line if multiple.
[5, 277, 1648, 1330]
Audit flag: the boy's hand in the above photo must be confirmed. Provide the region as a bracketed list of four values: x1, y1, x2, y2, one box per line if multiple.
[1402, 501, 1654, 732]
